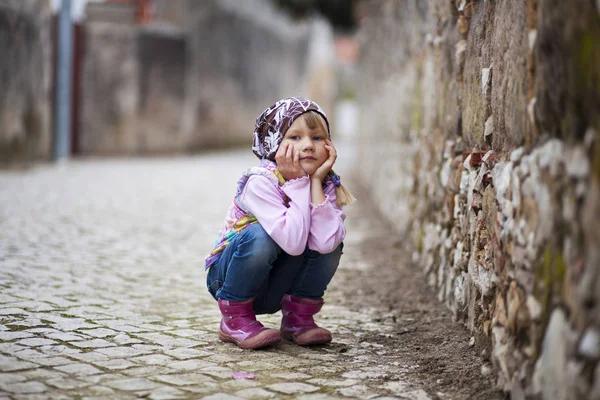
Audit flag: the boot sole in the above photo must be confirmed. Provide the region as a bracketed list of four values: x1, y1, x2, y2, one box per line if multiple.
[282, 330, 332, 346]
[218, 329, 281, 350]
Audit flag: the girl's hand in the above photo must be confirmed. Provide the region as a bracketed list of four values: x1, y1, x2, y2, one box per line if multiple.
[311, 139, 337, 182]
[275, 144, 307, 180]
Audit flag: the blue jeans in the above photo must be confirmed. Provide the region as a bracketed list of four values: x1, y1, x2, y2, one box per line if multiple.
[206, 224, 343, 314]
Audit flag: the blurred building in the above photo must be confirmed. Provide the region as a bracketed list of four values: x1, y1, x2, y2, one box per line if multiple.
[78, 0, 335, 155]
[0, 0, 337, 160]
[85, 0, 154, 25]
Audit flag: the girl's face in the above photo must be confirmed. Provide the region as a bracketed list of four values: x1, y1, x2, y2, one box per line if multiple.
[280, 115, 328, 175]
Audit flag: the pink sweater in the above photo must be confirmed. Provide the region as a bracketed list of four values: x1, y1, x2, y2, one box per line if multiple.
[239, 174, 346, 255]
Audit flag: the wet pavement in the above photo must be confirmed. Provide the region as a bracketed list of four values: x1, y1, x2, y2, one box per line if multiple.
[0, 147, 492, 399]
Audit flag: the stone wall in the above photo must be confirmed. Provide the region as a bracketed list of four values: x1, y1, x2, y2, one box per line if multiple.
[0, 0, 52, 162]
[355, 0, 600, 398]
[79, 0, 324, 154]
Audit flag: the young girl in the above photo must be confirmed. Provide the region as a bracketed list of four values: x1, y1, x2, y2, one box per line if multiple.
[204, 97, 354, 350]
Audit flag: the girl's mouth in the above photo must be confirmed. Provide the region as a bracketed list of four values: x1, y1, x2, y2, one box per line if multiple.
[302, 156, 316, 160]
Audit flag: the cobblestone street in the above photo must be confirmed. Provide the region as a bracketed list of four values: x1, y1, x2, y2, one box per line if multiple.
[0, 148, 500, 399]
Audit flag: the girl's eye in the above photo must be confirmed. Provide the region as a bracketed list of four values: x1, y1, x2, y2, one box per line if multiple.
[290, 135, 300, 140]
[313, 136, 323, 141]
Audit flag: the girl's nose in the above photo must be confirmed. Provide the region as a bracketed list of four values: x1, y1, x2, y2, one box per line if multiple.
[303, 138, 314, 150]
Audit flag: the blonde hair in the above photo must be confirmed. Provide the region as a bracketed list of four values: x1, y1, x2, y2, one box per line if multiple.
[300, 111, 356, 208]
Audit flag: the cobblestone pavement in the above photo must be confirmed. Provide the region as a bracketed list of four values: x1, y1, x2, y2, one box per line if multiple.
[0, 148, 495, 399]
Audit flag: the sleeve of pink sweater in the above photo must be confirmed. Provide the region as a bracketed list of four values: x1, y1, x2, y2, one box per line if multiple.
[240, 175, 311, 256]
[308, 182, 346, 254]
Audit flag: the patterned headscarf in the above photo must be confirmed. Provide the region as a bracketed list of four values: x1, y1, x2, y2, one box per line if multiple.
[252, 97, 330, 160]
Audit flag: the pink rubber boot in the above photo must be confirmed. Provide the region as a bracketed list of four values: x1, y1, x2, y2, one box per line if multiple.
[218, 298, 281, 349]
[280, 294, 332, 345]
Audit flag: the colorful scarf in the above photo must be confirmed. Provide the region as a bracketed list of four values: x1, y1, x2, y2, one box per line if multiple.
[204, 161, 286, 270]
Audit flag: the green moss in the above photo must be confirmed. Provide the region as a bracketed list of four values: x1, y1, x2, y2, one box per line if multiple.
[534, 247, 566, 321]
[547, 248, 566, 292]
[6, 324, 32, 331]
[411, 79, 423, 135]
[531, 246, 566, 359]
[573, 17, 600, 139]
[593, 132, 600, 182]
[576, 30, 600, 99]
[417, 228, 425, 253]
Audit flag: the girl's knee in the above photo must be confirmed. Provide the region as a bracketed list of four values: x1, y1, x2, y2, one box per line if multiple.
[242, 224, 275, 245]
[314, 242, 343, 275]
[313, 242, 343, 263]
[238, 224, 279, 264]
[330, 242, 343, 257]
